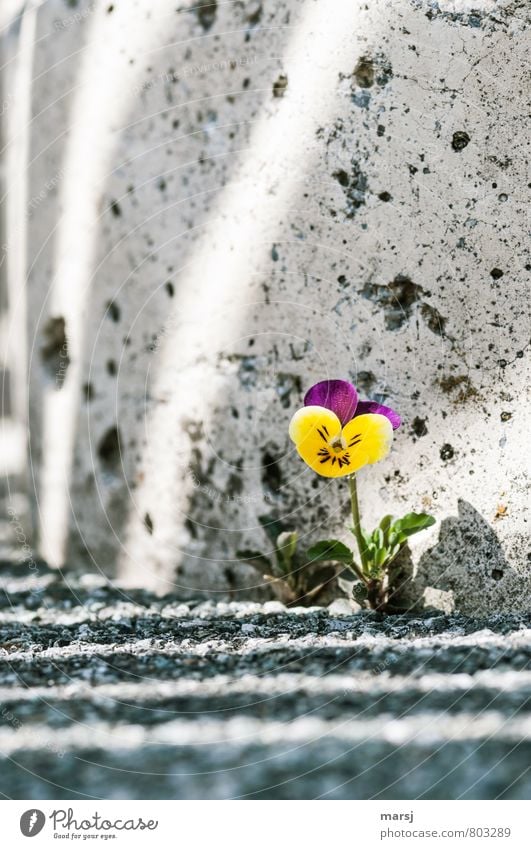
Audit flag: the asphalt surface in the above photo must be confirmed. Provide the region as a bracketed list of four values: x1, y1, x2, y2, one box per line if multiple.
[0, 561, 529, 799]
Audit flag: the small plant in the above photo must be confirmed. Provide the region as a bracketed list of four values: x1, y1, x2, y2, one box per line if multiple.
[288, 379, 436, 612]
[238, 516, 341, 606]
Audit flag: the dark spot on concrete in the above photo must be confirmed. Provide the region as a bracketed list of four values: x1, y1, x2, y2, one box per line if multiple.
[351, 90, 371, 109]
[333, 163, 368, 217]
[411, 416, 428, 438]
[378, 191, 392, 202]
[106, 300, 120, 322]
[353, 56, 375, 88]
[144, 513, 154, 535]
[83, 382, 94, 402]
[333, 169, 349, 187]
[158, 178, 166, 191]
[352, 54, 392, 89]
[110, 199, 122, 217]
[375, 61, 393, 86]
[377, 124, 385, 137]
[489, 155, 513, 171]
[421, 303, 447, 336]
[451, 131, 470, 152]
[224, 566, 237, 587]
[337, 274, 348, 288]
[107, 4, 114, 12]
[165, 281, 174, 297]
[261, 450, 282, 497]
[246, 2, 262, 26]
[273, 74, 288, 98]
[438, 374, 478, 403]
[361, 275, 423, 330]
[500, 411, 512, 422]
[223, 354, 258, 389]
[98, 426, 122, 472]
[271, 244, 279, 261]
[227, 473, 243, 497]
[440, 443, 455, 461]
[41, 316, 70, 387]
[355, 371, 376, 394]
[195, 1, 217, 31]
[106, 359, 117, 377]
[276, 373, 302, 408]
[183, 420, 203, 443]
[490, 268, 504, 279]
[185, 517, 197, 539]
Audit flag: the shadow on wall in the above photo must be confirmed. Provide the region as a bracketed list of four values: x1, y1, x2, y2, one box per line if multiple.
[10, 0, 526, 607]
[395, 500, 513, 615]
[59, 0, 373, 594]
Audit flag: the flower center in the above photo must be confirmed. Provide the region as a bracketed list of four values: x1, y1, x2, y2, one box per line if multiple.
[329, 435, 346, 453]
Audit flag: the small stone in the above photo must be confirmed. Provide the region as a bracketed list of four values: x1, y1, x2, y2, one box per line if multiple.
[328, 598, 360, 616]
[262, 601, 286, 613]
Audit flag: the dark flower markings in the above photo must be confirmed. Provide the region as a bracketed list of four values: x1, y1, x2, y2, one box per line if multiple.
[317, 448, 351, 468]
[315, 424, 362, 468]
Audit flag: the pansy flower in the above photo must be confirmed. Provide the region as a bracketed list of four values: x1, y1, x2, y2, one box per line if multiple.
[289, 379, 400, 478]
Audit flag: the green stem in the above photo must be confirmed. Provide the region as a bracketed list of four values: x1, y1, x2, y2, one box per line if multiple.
[348, 474, 368, 573]
[348, 560, 370, 587]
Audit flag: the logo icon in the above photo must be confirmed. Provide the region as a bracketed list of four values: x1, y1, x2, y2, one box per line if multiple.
[20, 810, 46, 837]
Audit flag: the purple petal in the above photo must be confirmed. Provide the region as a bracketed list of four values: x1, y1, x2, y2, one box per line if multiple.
[304, 380, 358, 426]
[355, 400, 401, 430]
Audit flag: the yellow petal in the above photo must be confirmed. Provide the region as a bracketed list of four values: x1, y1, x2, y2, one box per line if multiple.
[289, 406, 346, 478]
[342, 413, 393, 467]
[289, 405, 341, 445]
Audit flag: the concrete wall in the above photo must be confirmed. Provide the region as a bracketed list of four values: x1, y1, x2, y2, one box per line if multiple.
[1, 0, 529, 612]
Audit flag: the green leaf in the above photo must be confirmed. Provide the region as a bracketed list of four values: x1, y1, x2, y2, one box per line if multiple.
[276, 531, 298, 572]
[362, 527, 372, 547]
[307, 539, 354, 565]
[379, 514, 394, 534]
[372, 527, 385, 549]
[236, 550, 272, 571]
[388, 542, 401, 559]
[388, 530, 405, 548]
[374, 546, 388, 568]
[392, 512, 436, 538]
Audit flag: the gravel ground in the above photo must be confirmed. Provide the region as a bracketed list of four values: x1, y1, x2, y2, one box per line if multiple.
[0, 561, 530, 799]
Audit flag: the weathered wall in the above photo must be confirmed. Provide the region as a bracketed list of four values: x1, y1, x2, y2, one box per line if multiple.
[2, 0, 529, 612]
